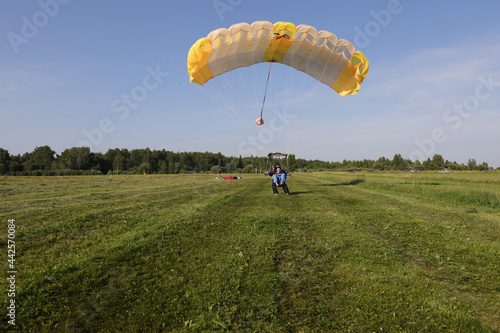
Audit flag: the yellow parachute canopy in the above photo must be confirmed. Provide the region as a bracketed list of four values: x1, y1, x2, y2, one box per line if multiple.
[187, 21, 369, 96]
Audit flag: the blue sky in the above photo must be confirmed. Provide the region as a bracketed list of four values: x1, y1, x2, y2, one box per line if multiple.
[1, 0, 500, 167]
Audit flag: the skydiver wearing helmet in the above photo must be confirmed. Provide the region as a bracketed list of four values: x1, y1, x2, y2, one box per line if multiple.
[268, 163, 290, 195]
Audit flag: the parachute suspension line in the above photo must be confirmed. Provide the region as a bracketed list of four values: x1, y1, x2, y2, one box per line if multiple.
[251, 65, 267, 154]
[227, 85, 256, 135]
[236, 66, 256, 113]
[231, 68, 262, 135]
[199, 76, 255, 135]
[219, 72, 257, 135]
[228, 66, 259, 130]
[196, 85, 249, 135]
[254, 62, 273, 154]
[199, 84, 243, 130]
[259, 62, 273, 119]
[250, 64, 269, 152]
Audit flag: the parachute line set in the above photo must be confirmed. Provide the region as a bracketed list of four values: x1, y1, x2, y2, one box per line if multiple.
[256, 62, 272, 125]
[187, 21, 369, 153]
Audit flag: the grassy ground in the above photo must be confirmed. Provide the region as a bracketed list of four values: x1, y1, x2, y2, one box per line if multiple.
[1, 171, 499, 332]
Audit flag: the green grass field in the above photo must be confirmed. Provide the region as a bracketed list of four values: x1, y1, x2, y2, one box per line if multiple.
[1, 171, 499, 332]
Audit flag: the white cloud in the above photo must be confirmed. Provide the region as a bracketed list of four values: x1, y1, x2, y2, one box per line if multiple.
[0, 64, 69, 96]
[0, 83, 23, 95]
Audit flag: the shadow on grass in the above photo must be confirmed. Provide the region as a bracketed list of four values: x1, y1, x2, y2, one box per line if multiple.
[371, 182, 441, 186]
[401, 182, 441, 185]
[317, 178, 365, 186]
[289, 191, 314, 195]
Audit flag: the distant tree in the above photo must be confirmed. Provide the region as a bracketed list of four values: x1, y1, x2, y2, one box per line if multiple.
[432, 154, 445, 169]
[129, 149, 143, 167]
[9, 154, 24, 173]
[150, 149, 166, 173]
[241, 164, 255, 173]
[237, 155, 244, 169]
[362, 159, 374, 169]
[179, 152, 195, 171]
[142, 148, 151, 164]
[93, 152, 111, 174]
[467, 158, 477, 170]
[375, 156, 391, 169]
[224, 161, 234, 173]
[0, 148, 11, 174]
[287, 154, 297, 171]
[138, 163, 151, 174]
[477, 161, 489, 170]
[210, 165, 222, 174]
[130, 148, 151, 168]
[422, 158, 433, 170]
[225, 158, 240, 173]
[104, 148, 119, 166]
[392, 154, 407, 170]
[28, 146, 56, 171]
[412, 159, 422, 169]
[167, 152, 175, 174]
[447, 161, 462, 171]
[50, 160, 59, 173]
[372, 162, 385, 170]
[60, 147, 92, 170]
[195, 152, 210, 172]
[216, 152, 224, 167]
[158, 160, 168, 174]
[113, 154, 125, 172]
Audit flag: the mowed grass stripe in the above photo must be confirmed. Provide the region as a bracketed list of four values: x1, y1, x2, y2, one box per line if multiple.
[315, 175, 499, 291]
[8, 176, 284, 331]
[293, 173, 499, 331]
[9, 176, 257, 331]
[287, 175, 442, 331]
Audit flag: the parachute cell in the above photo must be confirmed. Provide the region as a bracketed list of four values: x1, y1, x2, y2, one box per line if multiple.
[187, 21, 369, 96]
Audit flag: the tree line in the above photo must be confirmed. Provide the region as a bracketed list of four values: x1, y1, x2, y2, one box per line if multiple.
[0, 146, 494, 176]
